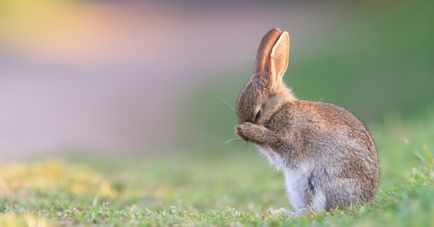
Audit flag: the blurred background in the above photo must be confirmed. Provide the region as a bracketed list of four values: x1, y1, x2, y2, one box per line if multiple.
[0, 0, 433, 158]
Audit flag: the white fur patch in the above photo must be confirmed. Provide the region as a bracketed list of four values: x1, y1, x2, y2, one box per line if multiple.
[283, 163, 311, 210]
[258, 146, 324, 211]
[312, 190, 326, 211]
[258, 146, 285, 170]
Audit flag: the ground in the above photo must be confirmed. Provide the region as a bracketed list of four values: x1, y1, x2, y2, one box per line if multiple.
[0, 113, 433, 226]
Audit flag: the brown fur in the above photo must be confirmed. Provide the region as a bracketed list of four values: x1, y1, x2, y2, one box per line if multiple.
[235, 28, 379, 212]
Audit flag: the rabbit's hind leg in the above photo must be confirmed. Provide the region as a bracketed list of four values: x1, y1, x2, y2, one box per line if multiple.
[269, 207, 309, 216]
[323, 179, 363, 211]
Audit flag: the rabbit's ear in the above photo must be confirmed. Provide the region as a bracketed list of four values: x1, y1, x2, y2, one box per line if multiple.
[255, 28, 283, 75]
[269, 31, 290, 82]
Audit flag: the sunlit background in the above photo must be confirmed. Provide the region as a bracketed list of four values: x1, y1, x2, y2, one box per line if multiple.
[1, 0, 433, 156]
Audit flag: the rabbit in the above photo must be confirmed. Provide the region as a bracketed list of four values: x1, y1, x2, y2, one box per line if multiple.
[235, 28, 379, 213]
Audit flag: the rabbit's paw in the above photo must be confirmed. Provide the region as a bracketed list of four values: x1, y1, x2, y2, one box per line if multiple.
[235, 122, 273, 144]
[268, 208, 308, 217]
[269, 208, 294, 216]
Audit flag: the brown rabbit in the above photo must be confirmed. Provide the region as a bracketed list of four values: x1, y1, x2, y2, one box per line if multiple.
[235, 28, 379, 213]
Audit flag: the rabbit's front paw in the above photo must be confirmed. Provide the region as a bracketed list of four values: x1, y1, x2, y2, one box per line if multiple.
[235, 122, 256, 142]
[235, 122, 273, 145]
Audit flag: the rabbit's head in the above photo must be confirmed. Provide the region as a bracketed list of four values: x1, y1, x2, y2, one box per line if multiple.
[237, 28, 296, 124]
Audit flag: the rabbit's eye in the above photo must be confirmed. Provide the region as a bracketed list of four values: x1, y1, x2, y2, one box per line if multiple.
[254, 109, 261, 122]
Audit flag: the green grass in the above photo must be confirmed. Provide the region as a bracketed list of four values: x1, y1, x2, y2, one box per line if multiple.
[1, 112, 433, 226]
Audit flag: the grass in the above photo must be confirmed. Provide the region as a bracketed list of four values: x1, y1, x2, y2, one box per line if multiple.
[0, 112, 433, 226]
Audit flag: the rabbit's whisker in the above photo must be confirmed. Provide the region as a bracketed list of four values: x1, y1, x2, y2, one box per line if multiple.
[218, 96, 236, 113]
[224, 137, 242, 144]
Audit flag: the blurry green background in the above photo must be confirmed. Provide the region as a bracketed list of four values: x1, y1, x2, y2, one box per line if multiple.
[0, 0, 433, 155]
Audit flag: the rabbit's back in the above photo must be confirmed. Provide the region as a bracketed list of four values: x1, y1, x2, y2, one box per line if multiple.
[269, 100, 376, 157]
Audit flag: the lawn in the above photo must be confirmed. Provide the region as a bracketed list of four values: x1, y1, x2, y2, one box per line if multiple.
[1, 111, 433, 226]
